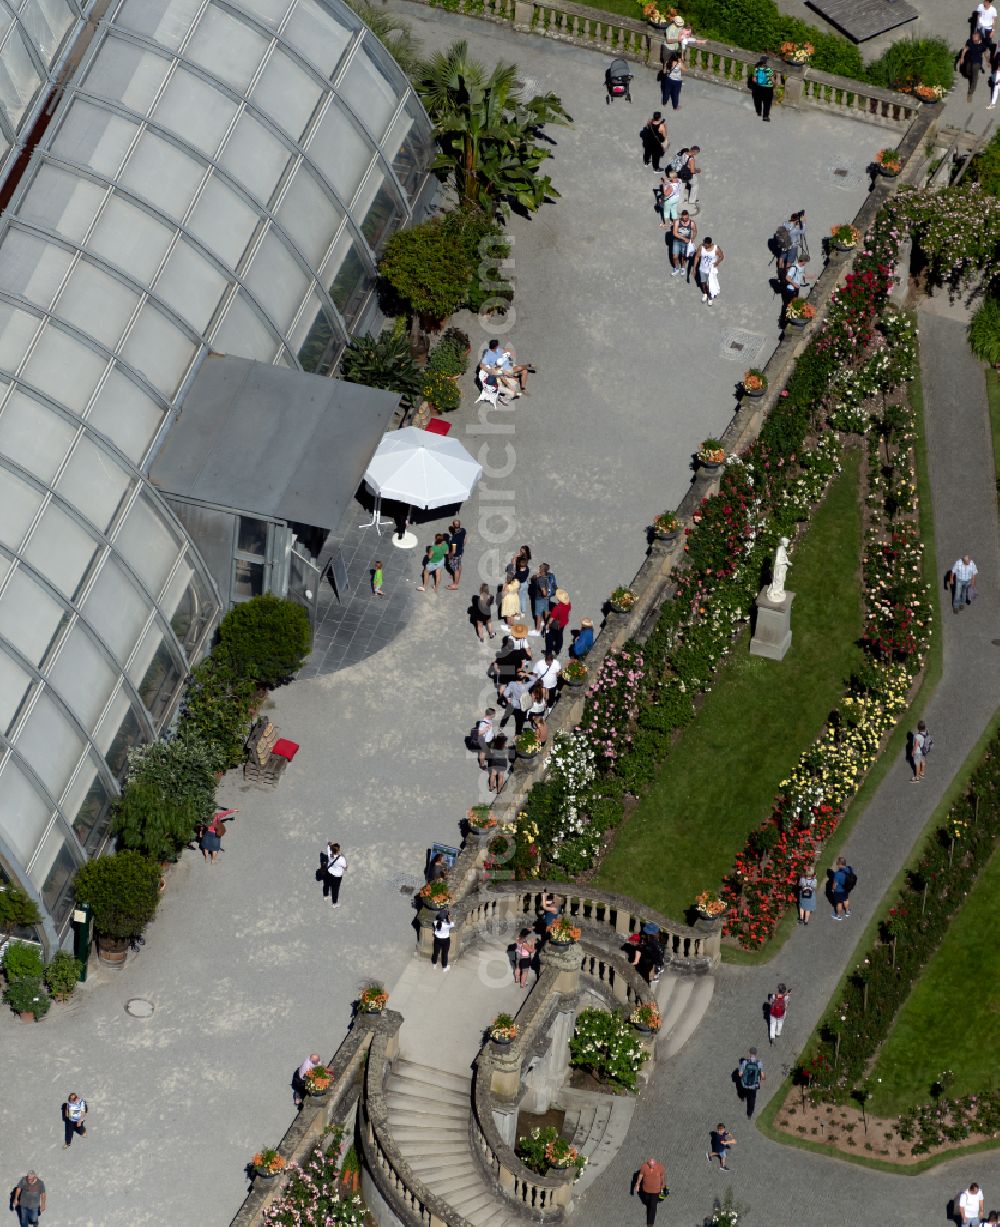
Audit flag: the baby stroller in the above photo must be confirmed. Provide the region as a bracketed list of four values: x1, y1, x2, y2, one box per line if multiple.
[605, 57, 633, 104]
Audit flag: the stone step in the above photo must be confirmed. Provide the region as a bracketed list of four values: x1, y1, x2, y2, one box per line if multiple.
[432, 1172, 486, 1202]
[407, 1156, 481, 1183]
[391, 1123, 470, 1145]
[392, 1060, 472, 1095]
[386, 1091, 468, 1120]
[465, 1197, 519, 1227]
[664, 975, 715, 1058]
[393, 1138, 475, 1163]
[386, 1078, 470, 1108]
[659, 974, 695, 1041]
[449, 1186, 506, 1219]
[557, 1088, 636, 1197]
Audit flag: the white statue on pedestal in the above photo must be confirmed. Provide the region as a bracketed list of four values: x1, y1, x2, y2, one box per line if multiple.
[766, 537, 791, 603]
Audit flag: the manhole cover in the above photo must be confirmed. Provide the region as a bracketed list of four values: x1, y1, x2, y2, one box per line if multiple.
[719, 329, 765, 364]
[125, 998, 154, 1019]
[833, 166, 848, 177]
[391, 874, 423, 896]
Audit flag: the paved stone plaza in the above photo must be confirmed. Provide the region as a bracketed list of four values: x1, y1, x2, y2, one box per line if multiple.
[0, 11, 993, 1227]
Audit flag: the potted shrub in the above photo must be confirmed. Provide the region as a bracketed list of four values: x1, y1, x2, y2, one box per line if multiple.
[302, 1065, 334, 1097]
[697, 438, 726, 471]
[829, 223, 861, 251]
[441, 325, 471, 357]
[0, 883, 41, 943]
[779, 40, 814, 66]
[3, 939, 43, 982]
[44, 951, 80, 1003]
[217, 594, 312, 688]
[416, 879, 452, 910]
[252, 1148, 287, 1180]
[629, 1002, 662, 1034]
[694, 889, 727, 920]
[913, 83, 945, 103]
[875, 148, 902, 176]
[426, 336, 468, 378]
[73, 851, 162, 967]
[467, 804, 497, 830]
[515, 729, 543, 759]
[422, 370, 462, 413]
[742, 369, 767, 398]
[786, 299, 817, 326]
[562, 659, 589, 688]
[517, 1126, 587, 1176]
[652, 512, 681, 540]
[5, 976, 50, 1022]
[358, 983, 389, 1014]
[547, 915, 582, 945]
[489, 1012, 519, 1045]
[609, 585, 638, 613]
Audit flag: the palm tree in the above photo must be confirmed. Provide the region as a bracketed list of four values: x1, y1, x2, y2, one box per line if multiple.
[339, 330, 424, 409]
[416, 42, 571, 215]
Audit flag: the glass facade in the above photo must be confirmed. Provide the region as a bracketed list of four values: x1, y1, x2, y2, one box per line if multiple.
[0, 0, 434, 949]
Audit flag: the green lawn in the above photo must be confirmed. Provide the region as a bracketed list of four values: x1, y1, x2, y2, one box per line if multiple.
[869, 841, 1000, 1115]
[594, 450, 864, 920]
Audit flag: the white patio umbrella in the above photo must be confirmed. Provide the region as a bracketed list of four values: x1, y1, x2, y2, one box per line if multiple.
[361, 427, 483, 547]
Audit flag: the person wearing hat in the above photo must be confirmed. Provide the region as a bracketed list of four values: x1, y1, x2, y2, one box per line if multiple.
[571, 618, 595, 659]
[545, 589, 572, 655]
[629, 923, 665, 983]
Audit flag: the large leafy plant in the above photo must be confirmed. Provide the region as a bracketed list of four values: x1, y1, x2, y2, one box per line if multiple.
[339, 330, 424, 408]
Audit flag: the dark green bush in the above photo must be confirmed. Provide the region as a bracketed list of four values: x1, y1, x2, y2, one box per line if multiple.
[444, 207, 513, 314]
[379, 216, 475, 325]
[339, 330, 424, 406]
[178, 653, 257, 773]
[74, 851, 161, 942]
[968, 130, 1000, 198]
[4, 976, 50, 1019]
[866, 37, 954, 90]
[968, 296, 1000, 366]
[114, 738, 217, 861]
[426, 336, 468, 377]
[3, 940, 43, 981]
[217, 594, 312, 688]
[44, 951, 80, 1001]
[0, 884, 41, 939]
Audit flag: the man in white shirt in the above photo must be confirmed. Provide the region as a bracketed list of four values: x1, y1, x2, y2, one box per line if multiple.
[325, 842, 347, 908]
[951, 554, 979, 612]
[476, 708, 496, 768]
[293, 1053, 323, 1108]
[62, 1092, 87, 1148]
[977, 0, 996, 44]
[531, 652, 562, 700]
[959, 1181, 985, 1225]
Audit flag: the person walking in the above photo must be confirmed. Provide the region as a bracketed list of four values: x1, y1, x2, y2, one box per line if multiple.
[959, 1181, 986, 1225]
[670, 209, 697, 277]
[476, 708, 496, 768]
[697, 237, 724, 305]
[960, 31, 987, 101]
[488, 733, 510, 794]
[977, 0, 997, 46]
[62, 1092, 88, 1148]
[417, 533, 449, 593]
[951, 554, 979, 611]
[661, 50, 685, 110]
[372, 559, 384, 597]
[831, 855, 855, 920]
[641, 110, 668, 170]
[530, 563, 557, 634]
[473, 582, 496, 642]
[798, 863, 818, 925]
[657, 170, 683, 228]
[445, 519, 466, 589]
[293, 1053, 324, 1108]
[14, 1172, 45, 1226]
[707, 1123, 736, 1169]
[514, 928, 536, 986]
[326, 842, 347, 908]
[679, 145, 701, 211]
[500, 577, 521, 626]
[737, 1047, 765, 1118]
[989, 42, 1000, 106]
[431, 910, 455, 972]
[767, 982, 790, 1044]
[545, 589, 571, 655]
[199, 815, 225, 864]
[750, 55, 775, 120]
[910, 719, 932, 780]
[632, 1155, 667, 1225]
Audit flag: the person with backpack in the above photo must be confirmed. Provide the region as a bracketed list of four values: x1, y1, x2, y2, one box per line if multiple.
[910, 719, 933, 781]
[750, 55, 775, 121]
[798, 862, 818, 925]
[326, 842, 347, 909]
[831, 856, 856, 920]
[767, 983, 790, 1043]
[737, 1047, 765, 1117]
[641, 111, 668, 170]
[670, 209, 697, 278]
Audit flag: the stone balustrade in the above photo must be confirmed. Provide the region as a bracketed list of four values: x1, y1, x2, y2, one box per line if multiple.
[359, 1015, 479, 1227]
[412, 0, 920, 128]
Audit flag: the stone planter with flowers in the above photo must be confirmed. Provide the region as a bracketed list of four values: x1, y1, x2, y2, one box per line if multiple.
[358, 982, 389, 1014]
[652, 511, 681, 541]
[741, 369, 767, 398]
[697, 438, 726, 472]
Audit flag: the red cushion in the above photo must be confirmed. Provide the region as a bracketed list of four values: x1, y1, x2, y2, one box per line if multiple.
[425, 418, 452, 436]
[272, 738, 299, 761]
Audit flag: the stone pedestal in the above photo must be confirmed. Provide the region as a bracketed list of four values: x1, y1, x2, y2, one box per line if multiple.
[781, 65, 805, 108]
[749, 588, 794, 661]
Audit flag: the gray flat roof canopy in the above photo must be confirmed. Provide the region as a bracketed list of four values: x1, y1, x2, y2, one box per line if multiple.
[150, 355, 399, 528]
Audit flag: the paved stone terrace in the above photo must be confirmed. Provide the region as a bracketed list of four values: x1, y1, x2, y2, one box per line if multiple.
[0, 13, 977, 1227]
